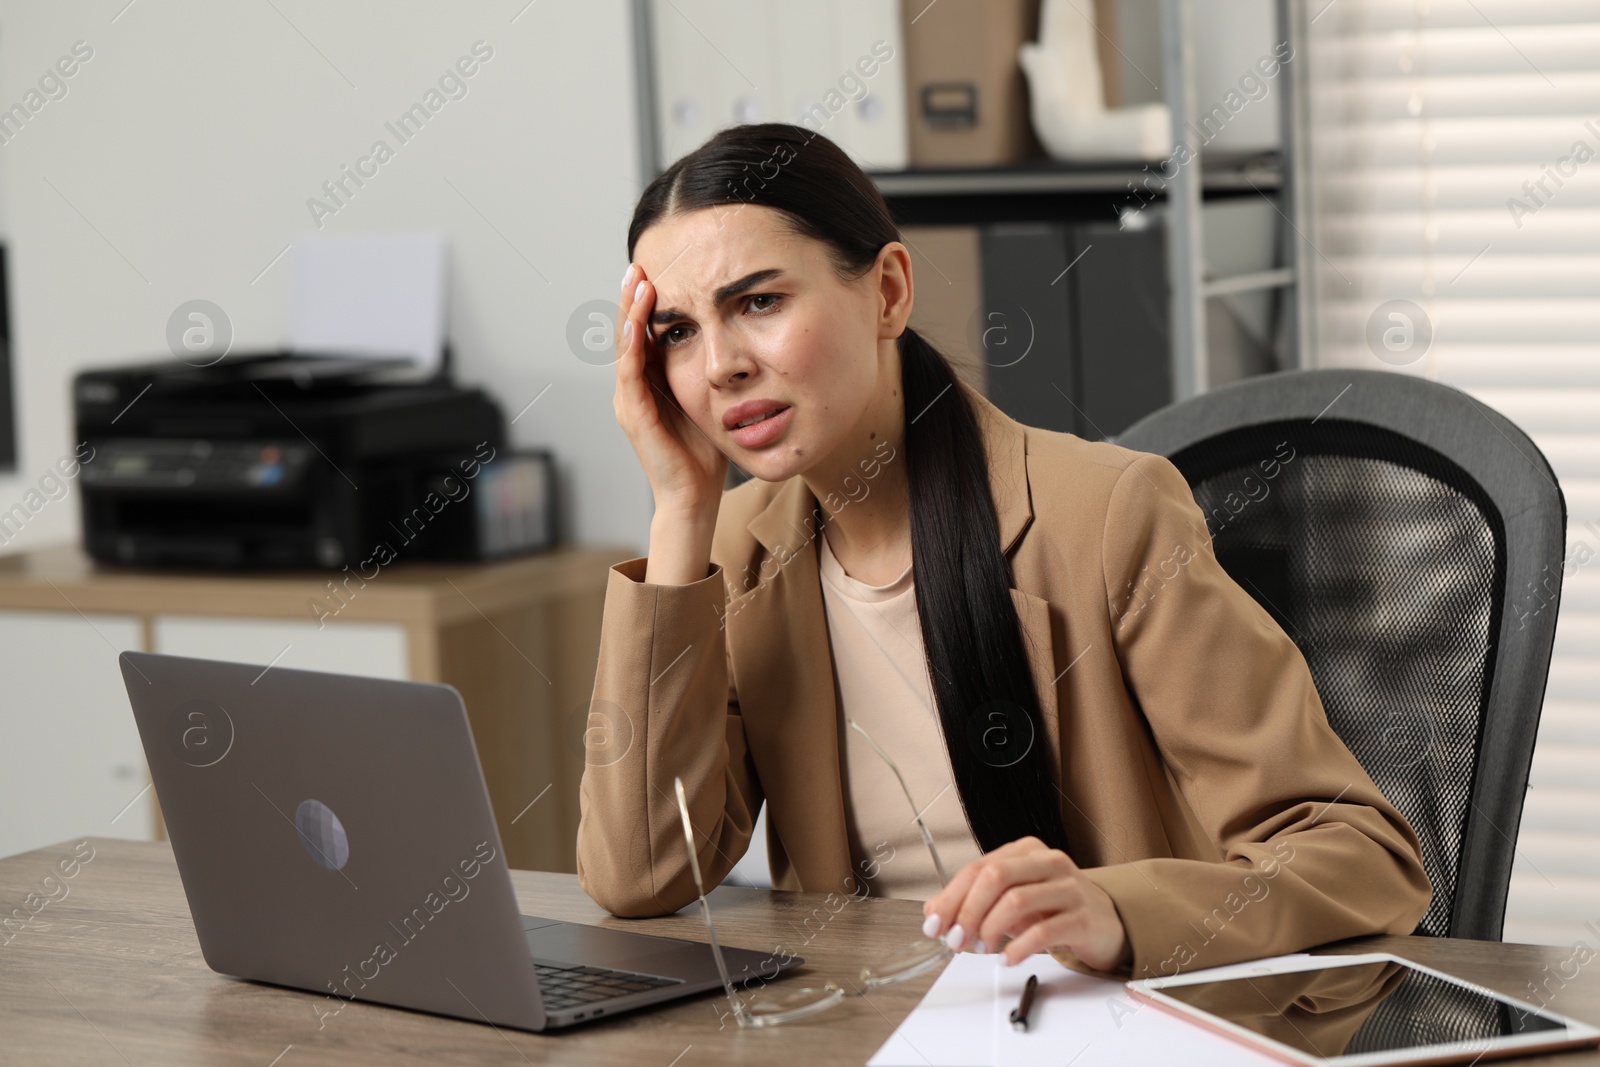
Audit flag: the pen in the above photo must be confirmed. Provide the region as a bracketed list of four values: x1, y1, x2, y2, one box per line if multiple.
[1010, 973, 1038, 1033]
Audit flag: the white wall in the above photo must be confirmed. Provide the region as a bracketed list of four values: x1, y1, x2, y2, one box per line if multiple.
[0, 0, 653, 555]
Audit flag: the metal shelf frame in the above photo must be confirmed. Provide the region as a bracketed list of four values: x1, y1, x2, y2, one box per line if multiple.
[1161, 0, 1313, 398]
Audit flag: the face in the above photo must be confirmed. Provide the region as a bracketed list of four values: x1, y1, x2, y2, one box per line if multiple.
[632, 204, 906, 484]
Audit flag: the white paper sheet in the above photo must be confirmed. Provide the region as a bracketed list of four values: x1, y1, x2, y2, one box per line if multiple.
[868, 953, 1310, 1067]
[289, 234, 448, 372]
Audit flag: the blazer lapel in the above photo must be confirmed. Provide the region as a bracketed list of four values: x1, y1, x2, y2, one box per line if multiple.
[964, 380, 1064, 777]
[1009, 586, 1063, 787]
[733, 477, 857, 894]
[960, 379, 1033, 557]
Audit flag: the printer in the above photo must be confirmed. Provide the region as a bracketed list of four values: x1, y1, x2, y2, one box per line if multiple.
[74, 352, 554, 570]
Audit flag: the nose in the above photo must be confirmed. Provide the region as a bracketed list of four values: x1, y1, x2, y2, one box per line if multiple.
[703, 326, 755, 390]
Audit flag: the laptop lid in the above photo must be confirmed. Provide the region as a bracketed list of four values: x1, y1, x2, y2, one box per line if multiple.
[120, 651, 550, 1031]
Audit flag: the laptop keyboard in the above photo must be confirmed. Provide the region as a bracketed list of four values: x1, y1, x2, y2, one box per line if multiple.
[532, 961, 682, 1012]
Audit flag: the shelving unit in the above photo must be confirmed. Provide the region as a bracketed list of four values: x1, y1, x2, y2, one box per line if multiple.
[628, 0, 1313, 407]
[870, 150, 1282, 199]
[870, 150, 1282, 227]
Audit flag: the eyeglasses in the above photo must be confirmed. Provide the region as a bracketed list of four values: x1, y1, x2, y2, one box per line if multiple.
[671, 718, 955, 1028]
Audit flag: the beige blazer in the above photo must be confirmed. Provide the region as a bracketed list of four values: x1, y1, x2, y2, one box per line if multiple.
[576, 380, 1431, 980]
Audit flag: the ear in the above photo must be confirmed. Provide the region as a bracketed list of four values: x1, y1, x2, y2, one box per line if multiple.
[874, 241, 914, 340]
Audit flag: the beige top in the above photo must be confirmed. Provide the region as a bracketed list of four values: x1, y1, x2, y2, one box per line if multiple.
[817, 530, 984, 900]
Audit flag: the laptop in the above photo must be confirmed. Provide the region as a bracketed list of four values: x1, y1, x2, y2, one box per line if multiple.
[119, 650, 797, 1031]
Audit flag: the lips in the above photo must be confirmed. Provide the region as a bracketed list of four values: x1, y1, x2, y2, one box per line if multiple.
[725, 404, 794, 449]
[721, 399, 791, 431]
[734, 408, 785, 429]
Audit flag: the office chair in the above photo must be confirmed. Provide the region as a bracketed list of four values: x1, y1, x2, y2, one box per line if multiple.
[1115, 369, 1567, 941]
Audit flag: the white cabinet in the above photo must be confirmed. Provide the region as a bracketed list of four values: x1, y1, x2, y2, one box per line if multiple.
[0, 611, 151, 860]
[153, 617, 408, 681]
[0, 611, 408, 861]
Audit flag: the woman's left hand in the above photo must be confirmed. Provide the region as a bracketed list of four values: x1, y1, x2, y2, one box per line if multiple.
[921, 837, 1131, 972]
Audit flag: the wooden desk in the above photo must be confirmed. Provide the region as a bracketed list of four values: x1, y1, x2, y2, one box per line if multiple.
[4, 838, 1598, 1066]
[0, 544, 633, 871]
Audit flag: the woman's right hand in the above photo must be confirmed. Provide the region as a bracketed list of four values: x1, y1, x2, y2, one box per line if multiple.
[614, 263, 728, 585]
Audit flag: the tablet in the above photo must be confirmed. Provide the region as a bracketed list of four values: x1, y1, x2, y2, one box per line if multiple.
[1126, 953, 1600, 1066]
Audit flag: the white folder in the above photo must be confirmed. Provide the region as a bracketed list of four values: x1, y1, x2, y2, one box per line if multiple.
[650, 0, 907, 173]
[651, 0, 777, 170]
[816, 0, 909, 172]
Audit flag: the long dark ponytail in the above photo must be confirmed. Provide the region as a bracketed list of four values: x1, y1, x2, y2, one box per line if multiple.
[627, 123, 1070, 857]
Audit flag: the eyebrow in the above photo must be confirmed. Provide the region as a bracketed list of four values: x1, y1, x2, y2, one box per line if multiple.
[649, 268, 786, 327]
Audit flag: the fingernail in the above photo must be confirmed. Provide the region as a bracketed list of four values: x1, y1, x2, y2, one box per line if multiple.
[921, 914, 941, 939]
[622, 264, 635, 290]
[974, 939, 988, 954]
[622, 320, 633, 344]
[635, 280, 647, 303]
[944, 924, 966, 951]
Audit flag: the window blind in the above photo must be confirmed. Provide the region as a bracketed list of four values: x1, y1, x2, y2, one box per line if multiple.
[1304, 0, 1599, 946]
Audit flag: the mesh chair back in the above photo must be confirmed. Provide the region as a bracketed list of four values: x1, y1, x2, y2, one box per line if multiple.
[1116, 370, 1566, 940]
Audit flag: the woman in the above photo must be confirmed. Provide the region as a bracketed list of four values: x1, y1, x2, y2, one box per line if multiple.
[576, 122, 1430, 980]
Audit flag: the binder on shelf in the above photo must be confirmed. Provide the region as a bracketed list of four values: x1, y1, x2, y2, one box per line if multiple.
[650, 0, 773, 171]
[901, 224, 986, 394]
[773, 0, 840, 152]
[977, 219, 1171, 441]
[804, 0, 909, 172]
[977, 221, 1078, 434]
[1072, 218, 1171, 439]
[650, 0, 909, 173]
[902, 0, 1042, 168]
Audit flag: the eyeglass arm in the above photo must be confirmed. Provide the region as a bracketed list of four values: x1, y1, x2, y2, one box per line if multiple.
[848, 719, 950, 889]
[673, 777, 750, 1025]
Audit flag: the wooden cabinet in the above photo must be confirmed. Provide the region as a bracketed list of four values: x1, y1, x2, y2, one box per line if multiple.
[0, 544, 632, 872]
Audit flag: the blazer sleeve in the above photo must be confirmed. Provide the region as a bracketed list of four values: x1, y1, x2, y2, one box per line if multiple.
[574, 556, 763, 917]
[1070, 452, 1432, 979]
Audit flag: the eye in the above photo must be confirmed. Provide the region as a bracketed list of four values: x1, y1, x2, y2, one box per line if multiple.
[659, 324, 692, 349]
[746, 293, 781, 313]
